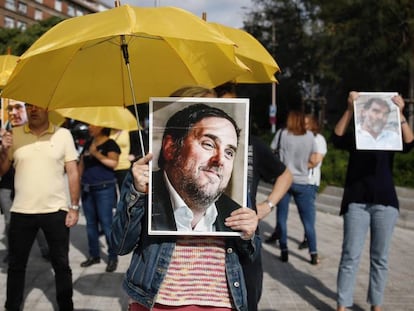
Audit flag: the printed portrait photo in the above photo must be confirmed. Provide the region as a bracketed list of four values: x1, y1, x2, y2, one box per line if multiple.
[354, 92, 402, 151]
[148, 97, 249, 236]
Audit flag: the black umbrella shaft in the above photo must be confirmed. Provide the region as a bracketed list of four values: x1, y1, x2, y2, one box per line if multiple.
[121, 35, 129, 65]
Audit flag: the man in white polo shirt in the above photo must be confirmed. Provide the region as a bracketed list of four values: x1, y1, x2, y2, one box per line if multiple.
[0, 103, 80, 311]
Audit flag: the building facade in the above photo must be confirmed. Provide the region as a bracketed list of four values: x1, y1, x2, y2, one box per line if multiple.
[0, 0, 109, 30]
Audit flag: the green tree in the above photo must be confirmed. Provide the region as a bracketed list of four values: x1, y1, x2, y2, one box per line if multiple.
[302, 0, 414, 118]
[0, 16, 63, 56]
[243, 0, 311, 118]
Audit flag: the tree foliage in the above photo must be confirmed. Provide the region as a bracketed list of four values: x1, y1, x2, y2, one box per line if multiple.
[0, 16, 63, 56]
[242, 0, 414, 124]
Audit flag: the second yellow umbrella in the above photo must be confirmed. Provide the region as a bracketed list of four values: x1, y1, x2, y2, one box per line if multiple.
[0, 54, 19, 88]
[53, 106, 139, 131]
[209, 22, 280, 83]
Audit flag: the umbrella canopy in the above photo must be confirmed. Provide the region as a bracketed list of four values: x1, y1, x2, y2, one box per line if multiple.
[209, 22, 280, 83]
[53, 106, 139, 131]
[0, 54, 18, 88]
[1, 5, 249, 110]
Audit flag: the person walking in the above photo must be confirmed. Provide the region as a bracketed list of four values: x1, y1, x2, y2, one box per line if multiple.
[334, 91, 414, 311]
[0, 103, 80, 311]
[79, 125, 120, 272]
[268, 110, 319, 264]
[297, 113, 328, 250]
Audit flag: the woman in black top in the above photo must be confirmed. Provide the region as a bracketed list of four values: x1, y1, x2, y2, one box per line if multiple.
[333, 92, 414, 311]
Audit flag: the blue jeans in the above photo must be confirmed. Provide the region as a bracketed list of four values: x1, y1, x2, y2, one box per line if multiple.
[81, 182, 117, 261]
[6, 211, 73, 311]
[276, 183, 317, 253]
[336, 203, 398, 307]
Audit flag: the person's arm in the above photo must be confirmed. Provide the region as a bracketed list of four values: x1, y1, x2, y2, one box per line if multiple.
[0, 129, 12, 176]
[111, 153, 152, 255]
[308, 152, 324, 168]
[65, 160, 80, 228]
[89, 142, 119, 169]
[393, 94, 414, 144]
[335, 91, 358, 136]
[256, 168, 292, 220]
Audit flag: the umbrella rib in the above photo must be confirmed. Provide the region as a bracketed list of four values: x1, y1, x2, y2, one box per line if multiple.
[79, 34, 163, 51]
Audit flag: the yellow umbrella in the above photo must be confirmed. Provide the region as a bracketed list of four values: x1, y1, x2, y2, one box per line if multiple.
[209, 22, 280, 83]
[52, 106, 139, 131]
[0, 54, 18, 88]
[1, 5, 248, 110]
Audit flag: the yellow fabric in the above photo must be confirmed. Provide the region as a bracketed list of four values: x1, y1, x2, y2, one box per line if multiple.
[53, 106, 139, 131]
[209, 22, 280, 83]
[0, 54, 18, 87]
[110, 129, 131, 171]
[2, 5, 249, 109]
[10, 124, 79, 214]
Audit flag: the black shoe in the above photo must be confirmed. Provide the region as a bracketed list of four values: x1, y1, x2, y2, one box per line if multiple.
[281, 250, 288, 262]
[298, 239, 308, 250]
[310, 253, 320, 265]
[106, 259, 118, 272]
[265, 231, 280, 243]
[80, 257, 100, 267]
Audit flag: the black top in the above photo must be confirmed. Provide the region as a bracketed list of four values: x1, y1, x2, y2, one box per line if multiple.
[332, 131, 414, 214]
[81, 138, 121, 184]
[0, 167, 14, 190]
[248, 135, 287, 208]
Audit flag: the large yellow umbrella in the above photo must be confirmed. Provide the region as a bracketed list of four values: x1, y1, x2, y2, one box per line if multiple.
[209, 22, 280, 83]
[1, 5, 248, 111]
[0, 54, 18, 88]
[53, 106, 139, 131]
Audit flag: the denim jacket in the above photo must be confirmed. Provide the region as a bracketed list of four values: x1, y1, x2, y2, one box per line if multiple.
[110, 171, 259, 311]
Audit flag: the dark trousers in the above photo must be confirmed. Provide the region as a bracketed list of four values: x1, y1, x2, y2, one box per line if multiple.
[5, 210, 73, 311]
[242, 244, 263, 311]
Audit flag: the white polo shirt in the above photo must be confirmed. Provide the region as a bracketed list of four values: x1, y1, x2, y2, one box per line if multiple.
[10, 123, 78, 214]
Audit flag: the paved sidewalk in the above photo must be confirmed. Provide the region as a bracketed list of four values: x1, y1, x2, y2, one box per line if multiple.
[0, 187, 413, 310]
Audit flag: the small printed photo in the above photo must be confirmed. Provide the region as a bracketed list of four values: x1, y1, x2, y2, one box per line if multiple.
[148, 97, 250, 236]
[354, 92, 402, 151]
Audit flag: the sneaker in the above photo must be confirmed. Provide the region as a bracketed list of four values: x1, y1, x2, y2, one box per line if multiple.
[106, 259, 118, 272]
[265, 231, 280, 244]
[280, 250, 288, 262]
[80, 257, 101, 267]
[298, 239, 308, 250]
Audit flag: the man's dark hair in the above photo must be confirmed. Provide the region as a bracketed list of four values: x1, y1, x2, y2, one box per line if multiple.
[102, 127, 111, 136]
[214, 82, 236, 98]
[364, 97, 390, 113]
[158, 103, 241, 169]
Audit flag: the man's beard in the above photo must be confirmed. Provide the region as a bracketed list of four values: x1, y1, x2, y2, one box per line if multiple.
[175, 159, 226, 208]
[369, 119, 386, 134]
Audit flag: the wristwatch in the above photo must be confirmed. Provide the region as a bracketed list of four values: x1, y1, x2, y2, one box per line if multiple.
[70, 204, 80, 211]
[265, 199, 275, 211]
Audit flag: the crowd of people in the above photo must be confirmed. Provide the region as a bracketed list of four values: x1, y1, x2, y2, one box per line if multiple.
[0, 87, 412, 311]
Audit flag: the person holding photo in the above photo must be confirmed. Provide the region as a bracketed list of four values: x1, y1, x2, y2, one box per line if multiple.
[334, 91, 414, 311]
[111, 98, 259, 311]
